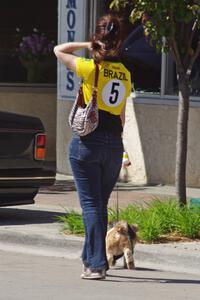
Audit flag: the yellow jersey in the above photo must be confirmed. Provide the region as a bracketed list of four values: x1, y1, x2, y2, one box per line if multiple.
[75, 57, 131, 116]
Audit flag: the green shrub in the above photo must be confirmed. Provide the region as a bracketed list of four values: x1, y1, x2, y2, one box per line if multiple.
[57, 210, 84, 235]
[108, 204, 140, 225]
[57, 199, 200, 242]
[138, 209, 163, 242]
[176, 208, 200, 239]
[146, 199, 180, 234]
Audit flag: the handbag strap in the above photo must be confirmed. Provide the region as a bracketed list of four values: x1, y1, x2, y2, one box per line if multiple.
[90, 63, 99, 108]
[93, 63, 99, 90]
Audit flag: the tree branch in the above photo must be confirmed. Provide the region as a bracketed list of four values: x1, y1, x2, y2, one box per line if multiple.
[186, 41, 200, 78]
[188, 19, 198, 54]
[171, 39, 184, 71]
[168, 6, 184, 71]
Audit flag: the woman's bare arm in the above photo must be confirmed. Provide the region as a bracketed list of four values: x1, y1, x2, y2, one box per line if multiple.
[120, 102, 126, 128]
[54, 42, 91, 71]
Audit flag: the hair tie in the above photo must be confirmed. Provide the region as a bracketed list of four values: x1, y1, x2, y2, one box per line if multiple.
[106, 22, 117, 35]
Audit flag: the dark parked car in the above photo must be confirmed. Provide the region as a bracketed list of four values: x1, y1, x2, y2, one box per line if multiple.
[0, 110, 56, 206]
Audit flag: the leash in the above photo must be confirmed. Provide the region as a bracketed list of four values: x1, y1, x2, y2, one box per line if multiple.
[116, 183, 119, 222]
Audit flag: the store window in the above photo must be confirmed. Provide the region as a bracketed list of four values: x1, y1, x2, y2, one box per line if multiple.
[97, 1, 161, 94]
[96, 1, 200, 101]
[165, 54, 200, 97]
[121, 25, 161, 94]
[0, 0, 57, 85]
[190, 57, 200, 96]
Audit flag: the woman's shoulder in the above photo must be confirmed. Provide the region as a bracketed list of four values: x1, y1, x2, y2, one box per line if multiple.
[76, 57, 95, 77]
[76, 57, 94, 66]
[101, 60, 130, 72]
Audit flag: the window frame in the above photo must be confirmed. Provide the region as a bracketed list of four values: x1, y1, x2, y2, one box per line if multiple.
[134, 52, 200, 107]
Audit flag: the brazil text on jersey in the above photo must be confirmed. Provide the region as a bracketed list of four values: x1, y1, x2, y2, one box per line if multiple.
[103, 69, 128, 81]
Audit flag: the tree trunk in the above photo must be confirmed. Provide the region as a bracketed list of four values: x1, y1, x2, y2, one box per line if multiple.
[175, 71, 190, 207]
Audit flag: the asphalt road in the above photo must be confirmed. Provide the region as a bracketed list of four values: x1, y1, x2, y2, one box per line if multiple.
[0, 185, 200, 300]
[0, 250, 200, 300]
[0, 187, 200, 277]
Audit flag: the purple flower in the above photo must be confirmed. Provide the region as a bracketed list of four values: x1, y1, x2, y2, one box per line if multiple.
[48, 43, 54, 52]
[17, 30, 55, 60]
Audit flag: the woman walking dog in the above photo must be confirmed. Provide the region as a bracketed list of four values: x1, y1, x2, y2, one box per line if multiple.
[54, 13, 132, 280]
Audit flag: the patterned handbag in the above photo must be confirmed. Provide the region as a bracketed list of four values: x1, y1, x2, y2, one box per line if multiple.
[68, 63, 99, 136]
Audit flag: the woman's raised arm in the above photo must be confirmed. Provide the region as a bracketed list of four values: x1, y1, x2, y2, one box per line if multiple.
[54, 42, 91, 71]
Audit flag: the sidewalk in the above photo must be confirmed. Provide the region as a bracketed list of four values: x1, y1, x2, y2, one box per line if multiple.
[0, 175, 200, 276]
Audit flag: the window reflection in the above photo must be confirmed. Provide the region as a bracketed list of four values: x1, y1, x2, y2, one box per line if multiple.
[121, 25, 161, 93]
[0, 0, 57, 84]
[165, 52, 200, 97]
[190, 57, 200, 96]
[98, 3, 161, 94]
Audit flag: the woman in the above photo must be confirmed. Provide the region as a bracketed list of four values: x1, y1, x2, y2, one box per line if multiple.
[54, 13, 132, 280]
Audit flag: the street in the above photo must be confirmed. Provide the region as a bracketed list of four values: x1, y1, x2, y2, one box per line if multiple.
[0, 187, 200, 300]
[0, 250, 200, 300]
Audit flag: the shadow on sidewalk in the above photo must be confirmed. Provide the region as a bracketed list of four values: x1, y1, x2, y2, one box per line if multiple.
[0, 207, 65, 226]
[106, 271, 200, 284]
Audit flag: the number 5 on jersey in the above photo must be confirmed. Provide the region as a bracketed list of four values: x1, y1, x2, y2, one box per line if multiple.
[102, 79, 126, 107]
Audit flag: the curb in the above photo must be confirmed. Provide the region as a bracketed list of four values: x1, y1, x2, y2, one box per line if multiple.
[0, 227, 200, 276]
[0, 227, 83, 258]
[134, 242, 200, 276]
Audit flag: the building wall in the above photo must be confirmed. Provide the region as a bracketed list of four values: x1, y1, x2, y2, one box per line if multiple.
[58, 96, 200, 188]
[56, 99, 73, 174]
[0, 87, 56, 162]
[123, 98, 200, 188]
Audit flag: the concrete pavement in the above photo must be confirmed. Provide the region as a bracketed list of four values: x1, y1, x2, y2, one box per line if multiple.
[1, 251, 200, 300]
[0, 176, 200, 276]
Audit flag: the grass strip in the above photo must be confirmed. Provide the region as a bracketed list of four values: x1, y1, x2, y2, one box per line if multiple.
[57, 198, 200, 242]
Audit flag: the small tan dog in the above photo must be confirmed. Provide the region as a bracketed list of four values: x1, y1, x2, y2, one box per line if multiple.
[106, 221, 138, 269]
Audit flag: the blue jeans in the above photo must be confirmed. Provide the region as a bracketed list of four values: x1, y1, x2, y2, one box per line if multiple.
[69, 130, 123, 271]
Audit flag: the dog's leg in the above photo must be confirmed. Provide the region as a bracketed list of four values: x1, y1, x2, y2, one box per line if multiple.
[123, 256, 128, 269]
[124, 248, 135, 270]
[106, 252, 115, 267]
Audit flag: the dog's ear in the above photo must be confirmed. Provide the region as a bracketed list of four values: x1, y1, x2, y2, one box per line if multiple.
[116, 221, 128, 234]
[130, 224, 138, 232]
[108, 219, 120, 227]
[108, 220, 115, 229]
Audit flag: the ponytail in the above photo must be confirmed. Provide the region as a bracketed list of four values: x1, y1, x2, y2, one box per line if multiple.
[91, 13, 131, 63]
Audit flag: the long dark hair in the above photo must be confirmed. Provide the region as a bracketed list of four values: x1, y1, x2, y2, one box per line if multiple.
[91, 13, 132, 63]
